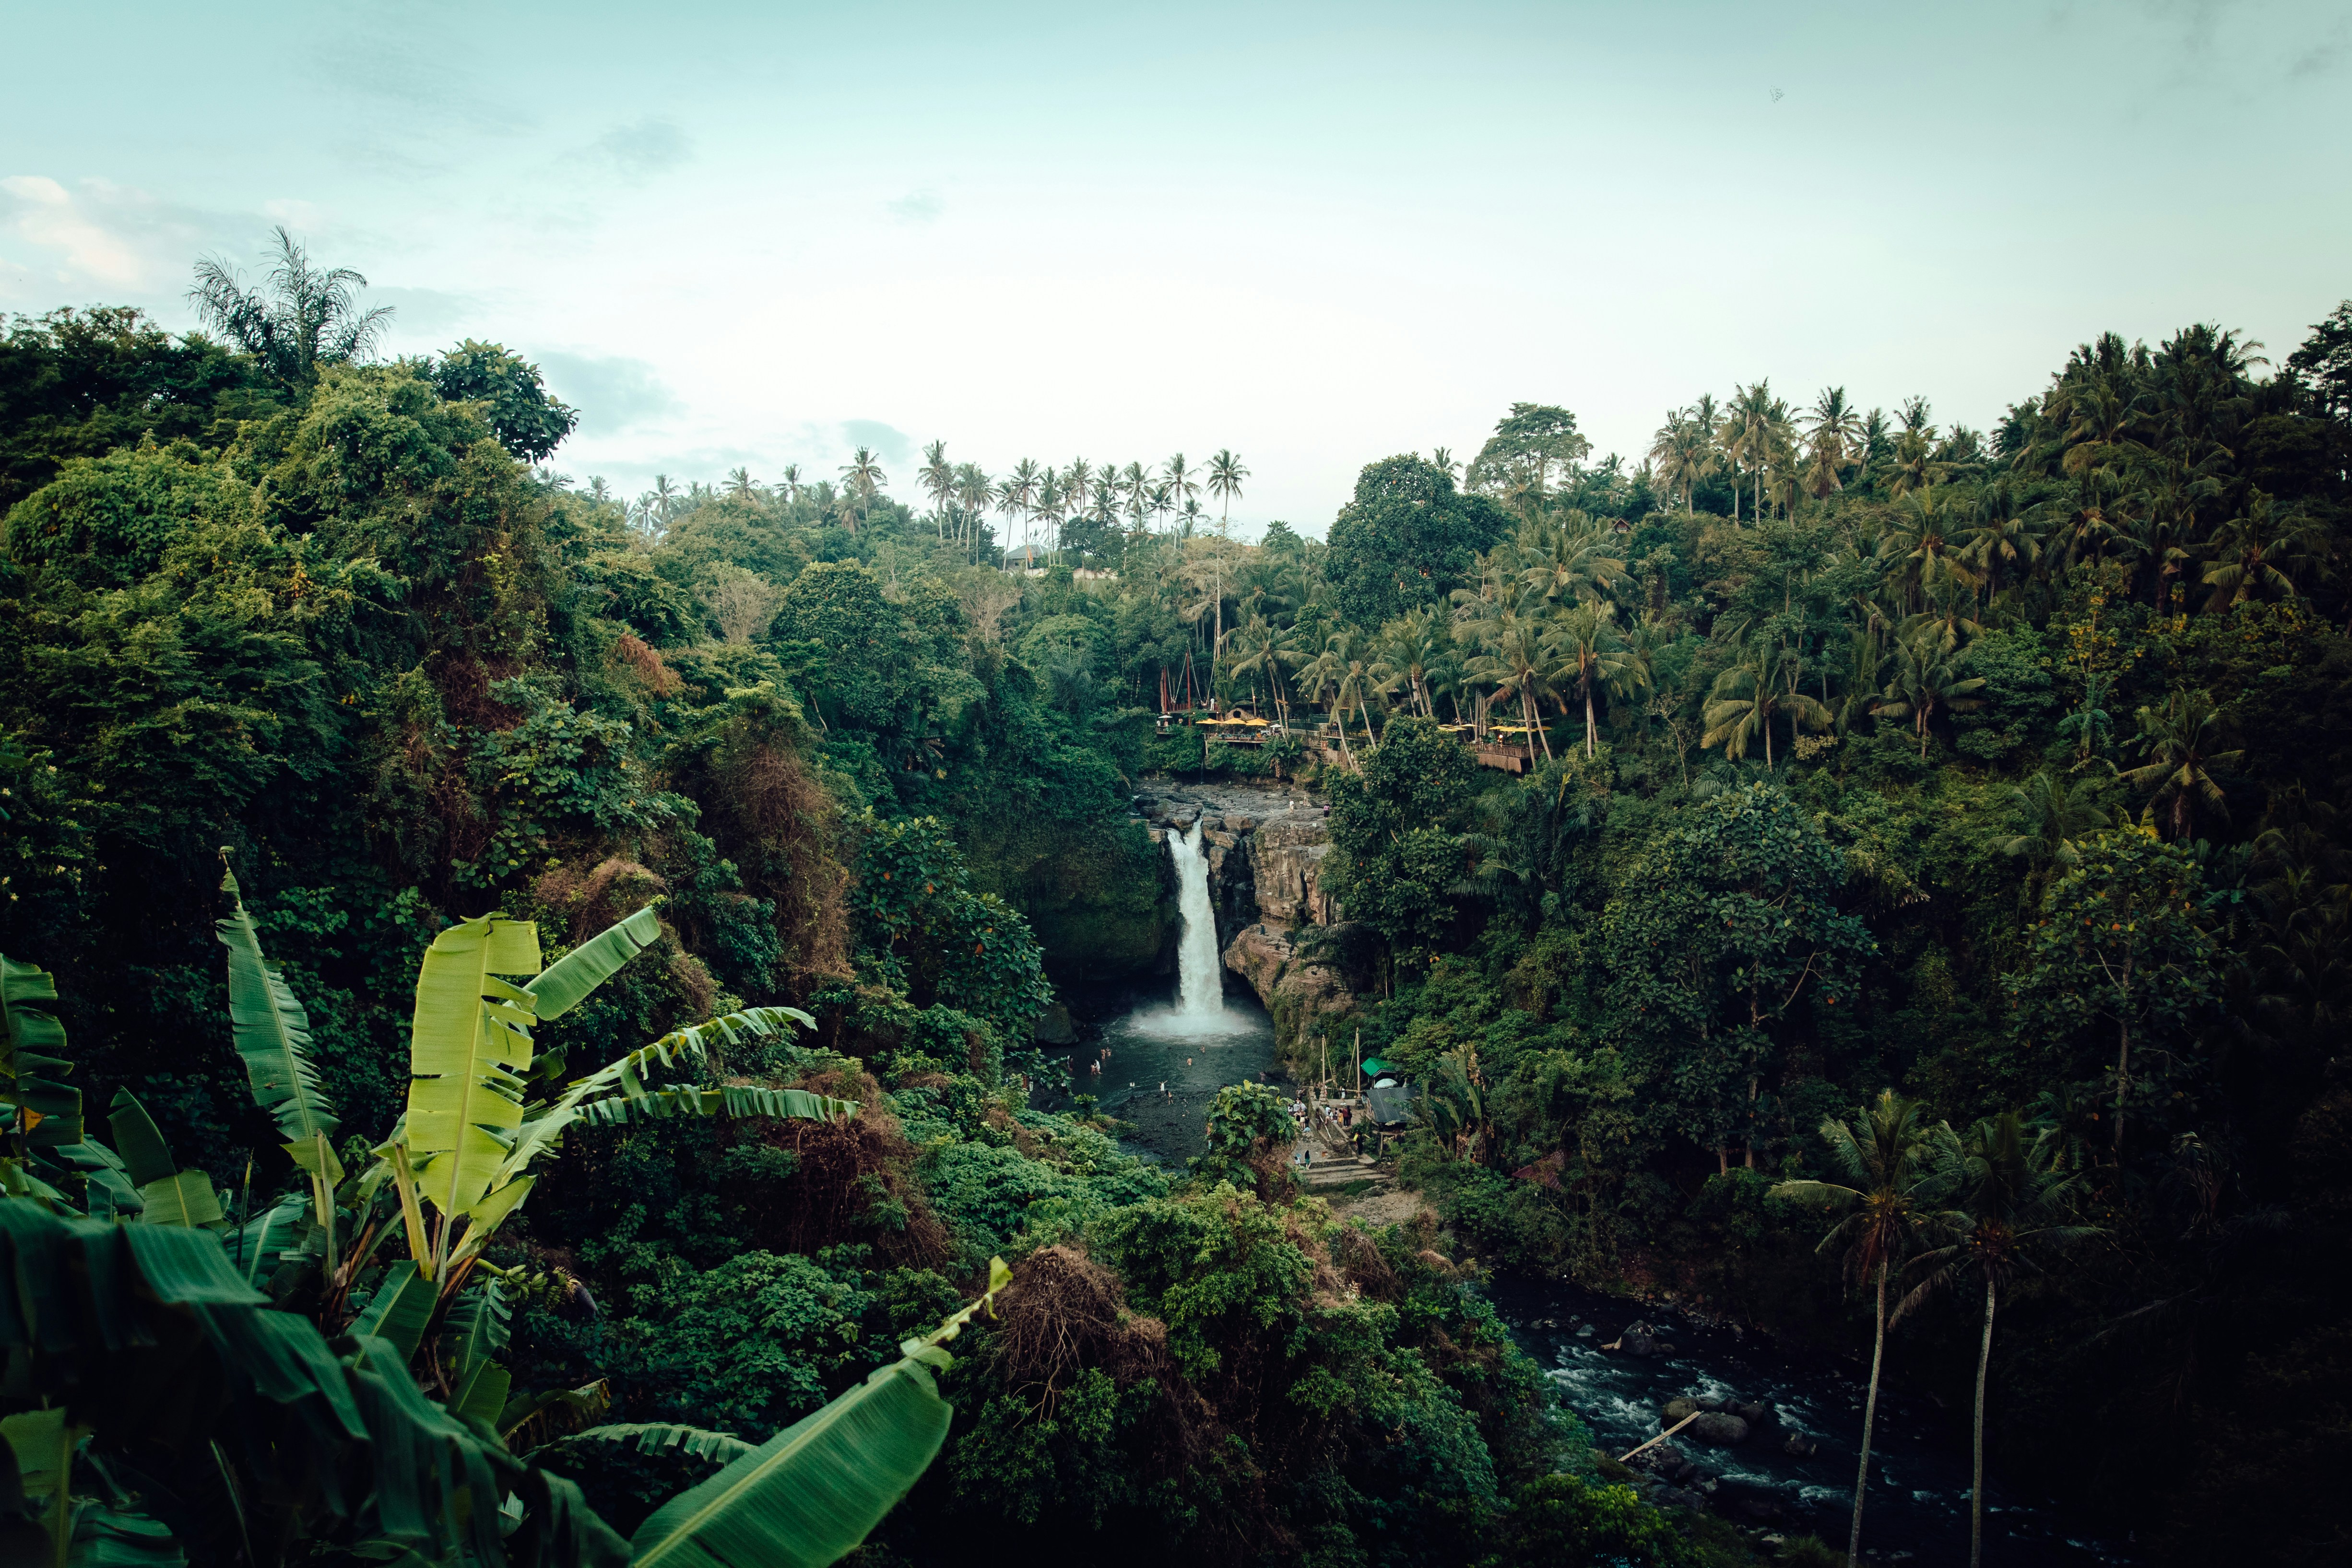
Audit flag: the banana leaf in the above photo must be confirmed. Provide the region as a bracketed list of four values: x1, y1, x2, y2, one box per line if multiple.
[628, 1258, 1008, 1568]
[490, 1006, 818, 1193]
[536, 1424, 756, 1465]
[214, 865, 338, 1146]
[575, 1086, 858, 1128]
[403, 914, 542, 1217]
[0, 955, 81, 1150]
[523, 907, 662, 1020]
[106, 1093, 222, 1228]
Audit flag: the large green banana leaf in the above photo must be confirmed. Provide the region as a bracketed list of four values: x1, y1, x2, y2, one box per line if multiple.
[540, 1424, 756, 1465]
[1, 953, 85, 1155]
[524, 907, 661, 1020]
[214, 865, 338, 1147]
[404, 913, 542, 1217]
[575, 1085, 858, 1127]
[629, 1257, 1009, 1568]
[0, 1195, 631, 1568]
[491, 1005, 818, 1191]
[106, 1091, 222, 1227]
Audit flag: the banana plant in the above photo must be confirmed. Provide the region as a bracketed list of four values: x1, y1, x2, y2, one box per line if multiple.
[1, 954, 137, 1216]
[215, 861, 343, 1263]
[392, 905, 666, 1282]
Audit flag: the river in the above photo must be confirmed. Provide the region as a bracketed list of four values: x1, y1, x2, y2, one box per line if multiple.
[1055, 821, 2132, 1566]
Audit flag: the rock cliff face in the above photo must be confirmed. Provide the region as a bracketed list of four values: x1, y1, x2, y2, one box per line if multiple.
[1134, 781, 1370, 1049]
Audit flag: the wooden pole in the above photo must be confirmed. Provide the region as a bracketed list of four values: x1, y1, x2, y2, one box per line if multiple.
[1619, 1410, 1704, 1463]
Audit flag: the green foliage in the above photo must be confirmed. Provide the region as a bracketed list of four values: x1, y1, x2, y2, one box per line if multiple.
[431, 340, 580, 461]
[1326, 454, 1511, 625]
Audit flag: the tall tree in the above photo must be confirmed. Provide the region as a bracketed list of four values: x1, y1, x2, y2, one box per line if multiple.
[1771, 1092, 1940, 1568]
[188, 227, 393, 385]
[1895, 1114, 2099, 1568]
[1207, 448, 1249, 528]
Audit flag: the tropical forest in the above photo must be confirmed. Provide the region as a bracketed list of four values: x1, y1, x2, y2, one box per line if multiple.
[1, 233, 2348, 1568]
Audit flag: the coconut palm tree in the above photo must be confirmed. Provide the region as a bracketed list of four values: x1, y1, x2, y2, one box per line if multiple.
[1992, 770, 2114, 912]
[1302, 628, 1381, 762]
[919, 441, 954, 540]
[188, 226, 394, 384]
[1463, 609, 1558, 765]
[1771, 1092, 1942, 1568]
[2202, 492, 2316, 610]
[1722, 381, 1782, 523]
[1872, 631, 1988, 758]
[725, 467, 761, 502]
[1228, 614, 1306, 729]
[1371, 606, 1450, 719]
[1802, 386, 1864, 493]
[1548, 601, 1639, 757]
[1207, 448, 1249, 528]
[1163, 453, 1199, 516]
[1702, 645, 1829, 769]
[1519, 517, 1630, 607]
[1895, 1113, 2100, 1568]
[839, 447, 886, 534]
[2121, 689, 2244, 839]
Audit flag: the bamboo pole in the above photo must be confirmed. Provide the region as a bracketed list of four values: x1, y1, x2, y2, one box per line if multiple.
[1619, 1410, 1704, 1463]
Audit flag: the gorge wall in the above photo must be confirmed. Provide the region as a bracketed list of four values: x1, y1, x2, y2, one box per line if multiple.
[1135, 781, 1378, 1058]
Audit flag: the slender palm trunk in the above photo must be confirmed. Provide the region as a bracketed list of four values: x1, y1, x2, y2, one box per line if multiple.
[1850, 1263, 1889, 1566]
[1585, 685, 1597, 757]
[1971, 1278, 1996, 1568]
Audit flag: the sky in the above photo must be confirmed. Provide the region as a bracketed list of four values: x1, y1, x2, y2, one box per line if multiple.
[3, 0, 2347, 536]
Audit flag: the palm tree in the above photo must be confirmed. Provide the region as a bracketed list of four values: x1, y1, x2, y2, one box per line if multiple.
[1464, 609, 1557, 765]
[1121, 462, 1151, 534]
[1228, 615, 1306, 729]
[1429, 448, 1459, 486]
[1872, 630, 1988, 758]
[1647, 408, 1718, 514]
[1207, 449, 1249, 528]
[1147, 483, 1175, 533]
[2202, 492, 2314, 611]
[953, 463, 993, 556]
[1770, 1092, 1940, 1568]
[1371, 607, 1450, 719]
[1895, 1114, 2100, 1568]
[839, 448, 886, 534]
[1548, 602, 1639, 758]
[1992, 770, 2113, 912]
[1702, 645, 1829, 769]
[1302, 628, 1380, 762]
[779, 463, 805, 505]
[1519, 517, 1629, 606]
[188, 227, 394, 384]
[919, 441, 954, 540]
[1802, 386, 1865, 494]
[1163, 453, 1199, 517]
[1722, 381, 1780, 523]
[2121, 689, 2244, 839]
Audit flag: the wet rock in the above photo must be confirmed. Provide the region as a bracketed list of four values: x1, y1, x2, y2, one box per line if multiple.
[1686, 1412, 1749, 1446]
[1247, 817, 1336, 925]
[1220, 920, 1372, 1048]
[1695, 1394, 1727, 1412]
[1661, 1397, 1700, 1427]
[1032, 1002, 1077, 1045]
[1730, 1399, 1771, 1427]
[1575, 1323, 1594, 1338]
[1782, 1433, 1818, 1458]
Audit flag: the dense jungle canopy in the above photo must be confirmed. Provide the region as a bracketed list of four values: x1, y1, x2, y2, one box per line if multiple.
[1, 236, 2348, 1568]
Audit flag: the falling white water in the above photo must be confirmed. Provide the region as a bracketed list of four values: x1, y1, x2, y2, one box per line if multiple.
[1144, 821, 1247, 1038]
[1170, 822, 1223, 1016]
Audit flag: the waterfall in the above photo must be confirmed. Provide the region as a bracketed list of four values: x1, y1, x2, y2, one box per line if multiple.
[1168, 821, 1228, 1021]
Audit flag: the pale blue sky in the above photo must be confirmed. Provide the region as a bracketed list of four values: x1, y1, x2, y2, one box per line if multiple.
[4, 1, 2345, 531]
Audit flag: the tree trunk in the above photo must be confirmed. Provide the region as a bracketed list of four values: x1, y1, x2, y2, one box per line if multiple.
[2114, 953, 2134, 1150]
[1850, 1263, 1888, 1566]
[1585, 685, 1597, 758]
[1971, 1277, 1996, 1568]
[1764, 703, 1774, 770]
[1716, 1145, 1729, 1175]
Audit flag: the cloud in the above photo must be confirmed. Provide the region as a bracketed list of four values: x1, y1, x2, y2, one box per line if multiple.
[535, 351, 680, 433]
[840, 419, 913, 467]
[591, 119, 692, 178]
[886, 189, 944, 224]
[369, 286, 486, 344]
[0, 176, 240, 298]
